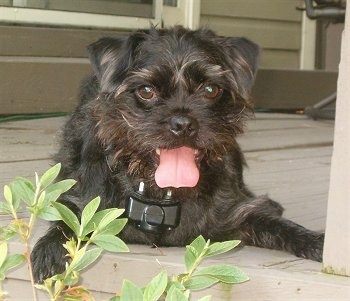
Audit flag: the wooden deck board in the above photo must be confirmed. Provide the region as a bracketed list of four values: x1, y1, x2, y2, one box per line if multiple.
[243, 146, 332, 231]
[6, 242, 350, 301]
[0, 117, 63, 163]
[1, 113, 349, 300]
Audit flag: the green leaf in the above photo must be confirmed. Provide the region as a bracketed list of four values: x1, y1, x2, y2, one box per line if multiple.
[0, 248, 25, 280]
[80, 197, 101, 232]
[39, 163, 61, 189]
[183, 275, 218, 290]
[96, 208, 125, 231]
[81, 208, 125, 236]
[52, 202, 80, 235]
[165, 285, 188, 301]
[143, 270, 168, 301]
[62, 270, 80, 287]
[109, 297, 120, 301]
[83, 211, 126, 237]
[98, 218, 128, 236]
[0, 225, 17, 240]
[18, 177, 35, 191]
[4, 184, 21, 215]
[120, 280, 143, 301]
[41, 190, 63, 208]
[10, 178, 35, 206]
[189, 235, 206, 255]
[184, 245, 197, 272]
[184, 235, 208, 272]
[205, 240, 241, 258]
[41, 179, 76, 208]
[45, 179, 76, 198]
[91, 234, 129, 253]
[34, 283, 50, 294]
[193, 264, 249, 284]
[68, 247, 102, 272]
[1, 254, 25, 274]
[166, 279, 186, 292]
[37, 206, 61, 221]
[37, 191, 46, 207]
[3, 185, 12, 204]
[0, 242, 8, 267]
[0, 202, 11, 214]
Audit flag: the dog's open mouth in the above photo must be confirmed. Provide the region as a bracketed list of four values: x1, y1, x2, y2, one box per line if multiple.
[155, 146, 201, 188]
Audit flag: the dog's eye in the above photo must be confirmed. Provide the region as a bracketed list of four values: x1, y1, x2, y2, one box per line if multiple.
[204, 84, 221, 99]
[137, 85, 157, 101]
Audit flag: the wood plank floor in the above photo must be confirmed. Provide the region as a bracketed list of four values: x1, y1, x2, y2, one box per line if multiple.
[1, 113, 349, 300]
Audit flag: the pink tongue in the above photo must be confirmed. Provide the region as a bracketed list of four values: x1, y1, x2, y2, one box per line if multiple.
[155, 146, 199, 188]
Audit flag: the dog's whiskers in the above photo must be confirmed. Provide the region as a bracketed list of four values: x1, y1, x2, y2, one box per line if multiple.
[233, 105, 247, 123]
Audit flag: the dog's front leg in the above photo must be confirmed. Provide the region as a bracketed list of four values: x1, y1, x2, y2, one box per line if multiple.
[233, 196, 324, 262]
[31, 221, 74, 283]
[31, 198, 81, 283]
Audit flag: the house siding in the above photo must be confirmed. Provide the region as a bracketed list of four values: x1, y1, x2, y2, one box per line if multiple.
[0, 25, 125, 114]
[200, 0, 304, 69]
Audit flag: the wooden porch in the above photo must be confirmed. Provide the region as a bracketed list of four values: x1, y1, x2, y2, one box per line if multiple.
[0, 113, 349, 300]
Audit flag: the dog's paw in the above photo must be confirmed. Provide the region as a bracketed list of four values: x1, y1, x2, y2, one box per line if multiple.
[308, 232, 325, 262]
[295, 232, 324, 262]
[31, 229, 68, 283]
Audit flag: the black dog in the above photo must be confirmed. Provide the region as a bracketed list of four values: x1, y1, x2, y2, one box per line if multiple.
[31, 26, 324, 282]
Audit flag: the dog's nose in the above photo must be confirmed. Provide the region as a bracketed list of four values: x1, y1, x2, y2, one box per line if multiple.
[169, 116, 199, 138]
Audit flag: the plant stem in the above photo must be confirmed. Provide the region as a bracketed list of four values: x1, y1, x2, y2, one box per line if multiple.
[9, 205, 18, 221]
[23, 184, 40, 301]
[25, 211, 38, 241]
[187, 254, 204, 278]
[24, 240, 38, 301]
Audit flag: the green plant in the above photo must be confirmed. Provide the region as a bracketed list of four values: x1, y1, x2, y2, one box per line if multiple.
[0, 164, 249, 301]
[0, 163, 76, 300]
[0, 241, 25, 300]
[34, 195, 129, 301]
[112, 236, 249, 301]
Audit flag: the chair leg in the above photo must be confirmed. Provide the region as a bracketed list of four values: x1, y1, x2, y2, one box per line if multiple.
[304, 91, 336, 120]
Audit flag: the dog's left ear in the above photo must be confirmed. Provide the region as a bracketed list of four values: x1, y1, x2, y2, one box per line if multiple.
[219, 37, 260, 96]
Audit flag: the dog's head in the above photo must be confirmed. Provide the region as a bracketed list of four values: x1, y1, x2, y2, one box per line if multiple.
[87, 26, 259, 189]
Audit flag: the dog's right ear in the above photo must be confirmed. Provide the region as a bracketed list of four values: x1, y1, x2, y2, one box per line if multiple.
[87, 37, 125, 81]
[87, 34, 144, 92]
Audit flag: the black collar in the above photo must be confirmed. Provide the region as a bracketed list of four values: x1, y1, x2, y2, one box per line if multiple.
[105, 156, 181, 233]
[125, 183, 181, 233]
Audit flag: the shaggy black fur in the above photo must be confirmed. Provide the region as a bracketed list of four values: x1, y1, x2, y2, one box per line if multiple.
[31, 26, 324, 282]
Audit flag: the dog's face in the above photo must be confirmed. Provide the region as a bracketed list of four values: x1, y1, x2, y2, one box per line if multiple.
[87, 27, 259, 189]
